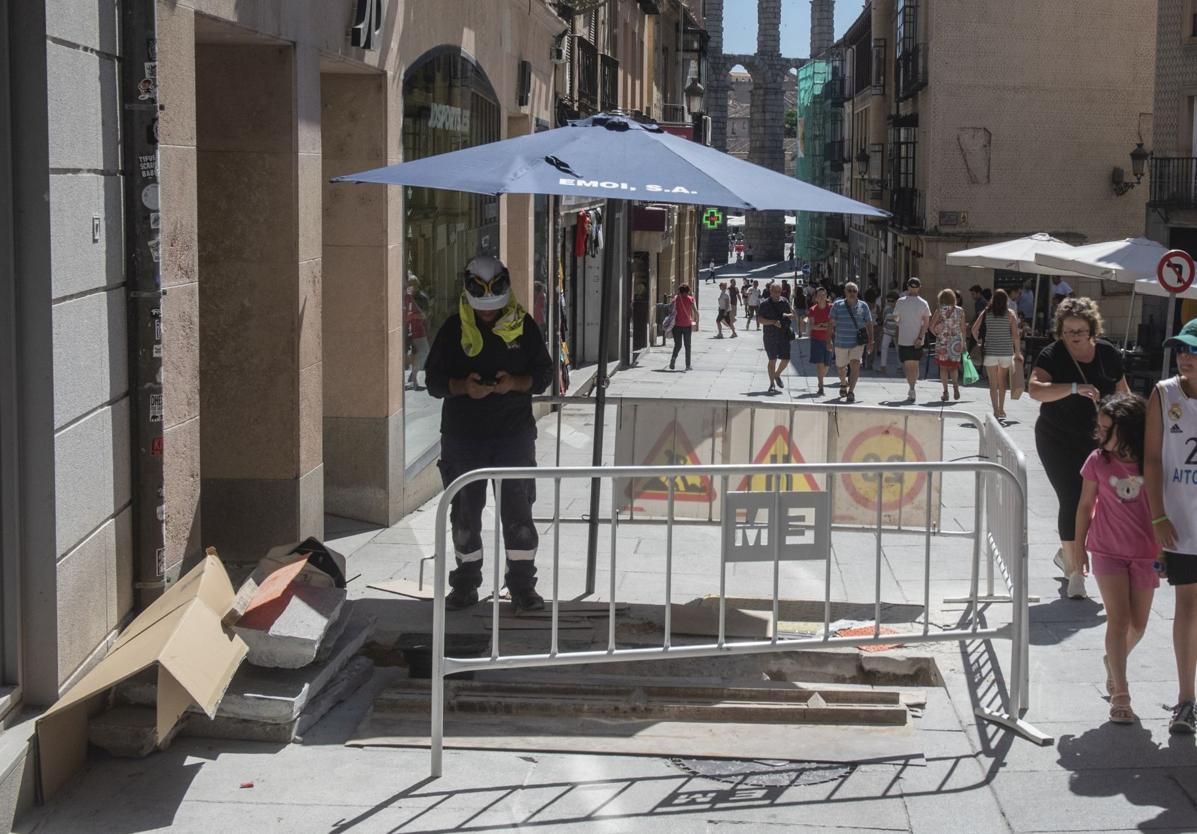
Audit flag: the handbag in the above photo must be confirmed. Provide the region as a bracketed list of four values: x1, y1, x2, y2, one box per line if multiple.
[962, 351, 980, 385]
[845, 300, 868, 347]
[662, 298, 677, 333]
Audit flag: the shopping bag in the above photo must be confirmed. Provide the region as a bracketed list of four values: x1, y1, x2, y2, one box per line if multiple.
[1010, 357, 1025, 399]
[962, 351, 980, 385]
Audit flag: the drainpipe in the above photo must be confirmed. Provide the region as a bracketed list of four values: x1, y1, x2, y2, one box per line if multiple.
[120, 0, 168, 608]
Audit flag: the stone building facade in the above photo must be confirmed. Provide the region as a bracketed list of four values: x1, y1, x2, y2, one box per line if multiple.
[1144, 0, 1197, 329]
[837, 0, 1155, 336]
[0, 1, 707, 824]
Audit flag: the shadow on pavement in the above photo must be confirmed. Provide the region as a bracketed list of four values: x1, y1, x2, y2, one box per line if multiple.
[1027, 596, 1106, 646]
[1057, 725, 1197, 832]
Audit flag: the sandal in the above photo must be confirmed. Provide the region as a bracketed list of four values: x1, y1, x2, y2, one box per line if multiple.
[953, 386, 961, 400]
[941, 389, 949, 402]
[1109, 693, 1136, 724]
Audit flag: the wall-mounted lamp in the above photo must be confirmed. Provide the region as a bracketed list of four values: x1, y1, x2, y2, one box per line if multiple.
[684, 77, 705, 115]
[1112, 142, 1151, 196]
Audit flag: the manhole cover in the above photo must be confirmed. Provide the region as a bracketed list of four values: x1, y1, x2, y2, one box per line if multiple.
[668, 757, 853, 787]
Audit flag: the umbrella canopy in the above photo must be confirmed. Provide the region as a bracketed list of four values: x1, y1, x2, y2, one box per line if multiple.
[1033, 237, 1171, 283]
[945, 232, 1090, 277]
[334, 113, 887, 217]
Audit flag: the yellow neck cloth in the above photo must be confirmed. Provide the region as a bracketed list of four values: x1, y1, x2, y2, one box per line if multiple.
[459, 293, 527, 358]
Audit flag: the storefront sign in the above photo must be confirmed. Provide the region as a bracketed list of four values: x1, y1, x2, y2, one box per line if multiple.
[428, 102, 471, 133]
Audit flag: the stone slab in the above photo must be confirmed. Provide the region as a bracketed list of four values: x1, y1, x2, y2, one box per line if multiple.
[181, 656, 374, 744]
[87, 706, 185, 758]
[232, 584, 347, 669]
[119, 616, 374, 724]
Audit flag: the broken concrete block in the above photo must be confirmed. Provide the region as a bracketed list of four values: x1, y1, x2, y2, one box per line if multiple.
[182, 656, 374, 743]
[88, 706, 185, 758]
[232, 584, 347, 669]
[118, 615, 374, 725]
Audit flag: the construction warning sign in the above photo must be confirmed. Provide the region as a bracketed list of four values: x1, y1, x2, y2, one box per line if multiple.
[830, 411, 941, 528]
[615, 400, 725, 520]
[736, 424, 821, 492]
[634, 421, 716, 502]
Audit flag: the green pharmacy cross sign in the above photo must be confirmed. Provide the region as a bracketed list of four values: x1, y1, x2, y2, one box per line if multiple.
[702, 207, 723, 229]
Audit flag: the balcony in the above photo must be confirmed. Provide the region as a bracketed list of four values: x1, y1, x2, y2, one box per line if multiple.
[825, 140, 845, 171]
[577, 37, 599, 112]
[660, 102, 687, 124]
[890, 187, 925, 231]
[896, 45, 928, 101]
[600, 54, 619, 112]
[1149, 157, 1197, 210]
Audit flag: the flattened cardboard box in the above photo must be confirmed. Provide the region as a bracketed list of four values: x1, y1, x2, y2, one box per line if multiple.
[35, 553, 248, 802]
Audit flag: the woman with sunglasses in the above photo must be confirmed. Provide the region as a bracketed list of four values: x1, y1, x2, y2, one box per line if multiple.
[1029, 297, 1130, 600]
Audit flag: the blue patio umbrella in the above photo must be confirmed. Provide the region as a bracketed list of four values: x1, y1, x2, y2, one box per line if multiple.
[334, 113, 885, 593]
[333, 113, 887, 216]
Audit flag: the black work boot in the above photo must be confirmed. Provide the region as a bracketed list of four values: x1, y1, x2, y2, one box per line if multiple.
[506, 561, 543, 614]
[446, 559, 482, 610]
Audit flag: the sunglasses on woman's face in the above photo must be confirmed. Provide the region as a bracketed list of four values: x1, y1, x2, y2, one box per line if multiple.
[1176, 344, 1197, 356]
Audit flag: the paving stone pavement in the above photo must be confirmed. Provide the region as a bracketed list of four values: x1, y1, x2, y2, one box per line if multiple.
[20, 274, 1197, 834]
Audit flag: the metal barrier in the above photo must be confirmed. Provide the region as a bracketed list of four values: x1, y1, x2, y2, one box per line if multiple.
[428, 456, 1051, 779]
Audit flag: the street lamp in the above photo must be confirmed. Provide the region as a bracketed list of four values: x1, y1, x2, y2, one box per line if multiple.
[685, 77, 706, 144]
[1112, 142, 1151, 196]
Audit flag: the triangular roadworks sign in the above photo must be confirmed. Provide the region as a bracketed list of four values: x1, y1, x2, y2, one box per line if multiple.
[736, 424, 821, 492]
[631, 421, 715, 502]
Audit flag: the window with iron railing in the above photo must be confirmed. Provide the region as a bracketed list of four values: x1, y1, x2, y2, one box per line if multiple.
[600, 54, 619, 111]
[871, 39, 886, 93]
[896, 45, 928, 100]
[1149, 157, 1197, 209]
[577, 37, 599, 111]
[660, 102, 687, 123]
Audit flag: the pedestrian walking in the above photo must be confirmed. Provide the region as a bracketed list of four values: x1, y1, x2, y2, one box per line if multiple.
[929, 288, 966, 401]
[1028, 297, 1130, 600]
[746, 281, 761, 329]
[405, 274, 431, 390]
[757, 282, 795, 394]
[1074, 392, 1156, 724]
[807, 286, 833, 396]
[425, 255, 554, 613]
[971, 289, 1022, 420]
[668, 284, 697, 369]
[875, 290, 899, 375]
[828, 281, 874, 404]
[715, 282, 737, 338]
[781, 279, 791, 301]
[728, 281, 741, 328]
[894, 277, 931, 402]
[1145, 316, 1197, 734]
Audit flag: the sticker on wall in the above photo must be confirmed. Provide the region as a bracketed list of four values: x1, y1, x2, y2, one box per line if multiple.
[141, 184, 159, 211]
[138, 154, 157, 181]
[151, 436, 164, 456]
[148, 237, 160, 263]
[149, 394, 164, 423]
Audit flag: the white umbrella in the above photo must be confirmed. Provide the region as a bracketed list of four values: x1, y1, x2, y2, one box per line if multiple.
[946, 232, 1089, 277]
[946, 233, 1088, 332]
[1035, 237, 1197, 369]
[1032, 236, 1171, 282]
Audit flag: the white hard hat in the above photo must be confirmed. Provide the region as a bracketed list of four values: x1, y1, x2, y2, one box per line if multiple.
[463, 255, 511, 311]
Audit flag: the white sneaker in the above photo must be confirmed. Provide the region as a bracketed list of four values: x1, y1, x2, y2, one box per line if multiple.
[1052, 548, 1068, 576]
[1067, 572, 1087, 599]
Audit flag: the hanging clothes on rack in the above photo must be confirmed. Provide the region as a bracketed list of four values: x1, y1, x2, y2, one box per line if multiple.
[574, 211, 591, 258]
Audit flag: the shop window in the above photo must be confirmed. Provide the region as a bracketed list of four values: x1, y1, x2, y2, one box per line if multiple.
[402, 47, 500, 469]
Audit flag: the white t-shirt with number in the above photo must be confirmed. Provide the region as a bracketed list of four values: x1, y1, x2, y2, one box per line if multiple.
[893, 294, 931, 346]
[1160, 376, 1197, 555]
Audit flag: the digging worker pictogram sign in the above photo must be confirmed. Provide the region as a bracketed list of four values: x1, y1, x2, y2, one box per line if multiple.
[633, 421, 716, 503]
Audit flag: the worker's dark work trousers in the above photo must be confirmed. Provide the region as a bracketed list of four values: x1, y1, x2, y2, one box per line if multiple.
[439, 429, 538, 593]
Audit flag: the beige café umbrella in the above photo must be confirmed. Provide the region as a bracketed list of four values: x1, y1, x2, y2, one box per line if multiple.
[1034, 237, 1197, 370]
[946, 233, 1090, 331]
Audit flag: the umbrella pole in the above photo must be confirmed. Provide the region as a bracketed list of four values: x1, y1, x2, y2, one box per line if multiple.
[586, 198, 622, 596]
[1033, 274, 1043, 333]
[1123, 286, 1136, 350]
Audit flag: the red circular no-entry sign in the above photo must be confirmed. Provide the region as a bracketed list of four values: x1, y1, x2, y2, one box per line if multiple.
[1157, 249, 1196, 294]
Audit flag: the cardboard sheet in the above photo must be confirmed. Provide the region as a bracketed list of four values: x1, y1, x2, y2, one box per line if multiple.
[35, 554, 248, 801]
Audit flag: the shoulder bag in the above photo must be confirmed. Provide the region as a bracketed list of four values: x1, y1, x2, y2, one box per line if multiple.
[845, 300, 868, 346]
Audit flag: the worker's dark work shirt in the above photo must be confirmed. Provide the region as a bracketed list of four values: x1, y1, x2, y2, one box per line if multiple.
[425, 313, 553, 439]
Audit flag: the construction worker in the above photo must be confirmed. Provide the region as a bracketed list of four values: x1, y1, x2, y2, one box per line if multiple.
[425, 255, 554, 612]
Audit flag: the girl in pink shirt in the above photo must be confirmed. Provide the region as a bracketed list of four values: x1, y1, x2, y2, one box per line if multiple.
[1075, 392, 1155, 724]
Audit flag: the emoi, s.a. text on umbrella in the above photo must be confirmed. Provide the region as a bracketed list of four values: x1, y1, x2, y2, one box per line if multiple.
[334, 113, 888, 593]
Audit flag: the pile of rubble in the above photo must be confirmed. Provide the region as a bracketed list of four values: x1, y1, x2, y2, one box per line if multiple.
[83, 539, 375, 758]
